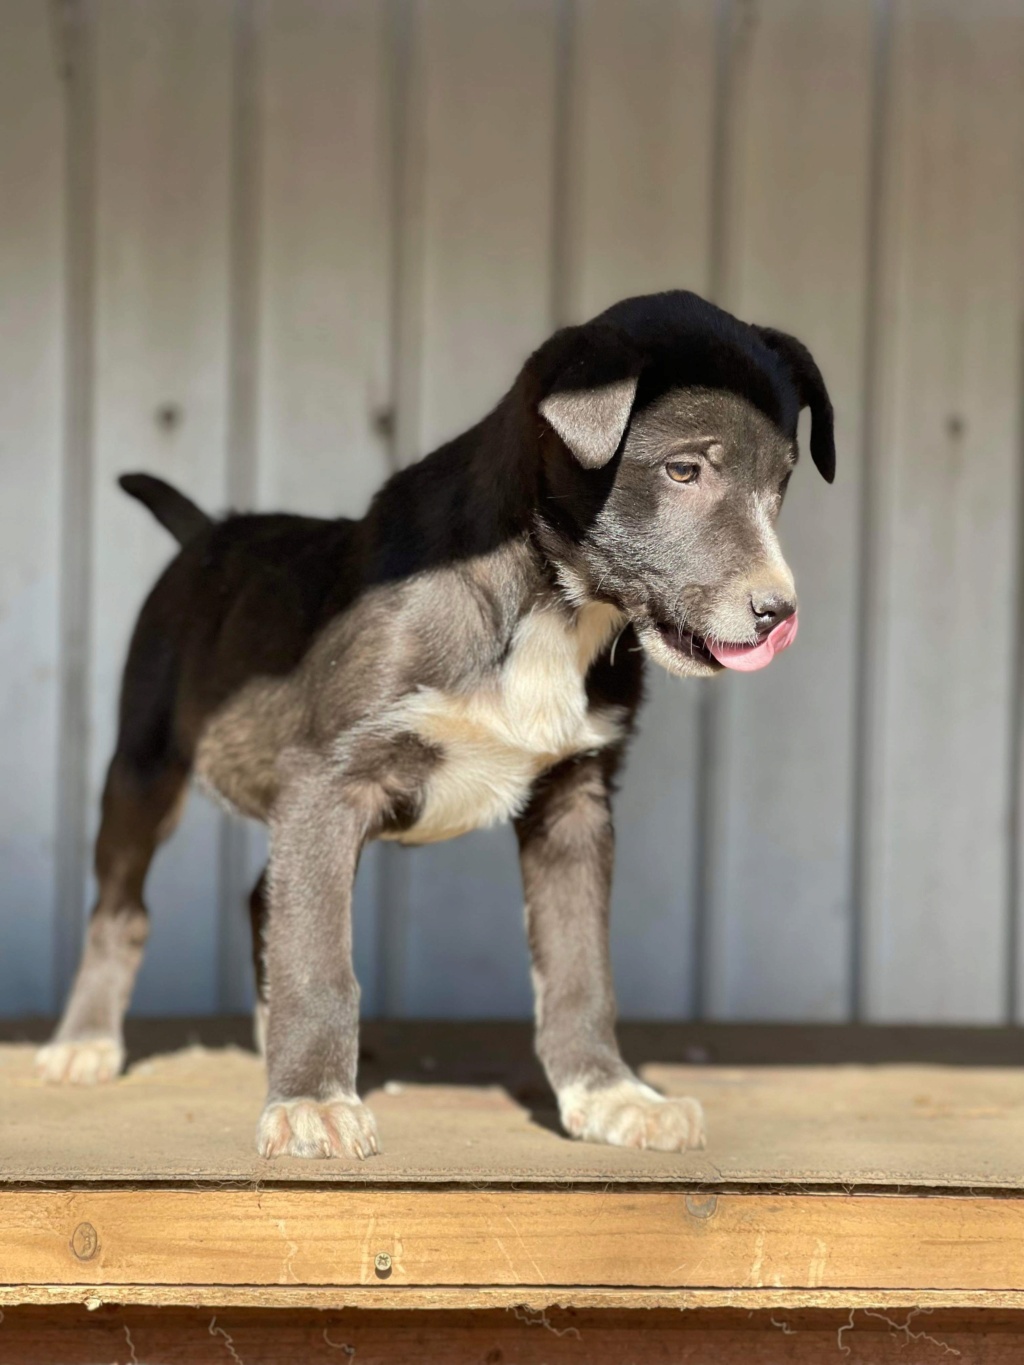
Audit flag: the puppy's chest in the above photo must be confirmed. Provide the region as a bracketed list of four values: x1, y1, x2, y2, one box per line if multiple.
[386, 604, 626, 845]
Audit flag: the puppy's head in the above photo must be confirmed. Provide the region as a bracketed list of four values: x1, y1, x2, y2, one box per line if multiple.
[528, 290, 835, 678]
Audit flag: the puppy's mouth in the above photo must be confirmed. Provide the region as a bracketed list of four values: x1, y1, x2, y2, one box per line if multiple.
[655, 621, 720, 669]
[655, 613, 799, 673]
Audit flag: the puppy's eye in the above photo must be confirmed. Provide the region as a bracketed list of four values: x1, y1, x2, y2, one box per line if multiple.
[666, 461, 700, 485]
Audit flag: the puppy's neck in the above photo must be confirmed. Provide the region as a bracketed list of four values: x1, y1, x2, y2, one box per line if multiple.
[361, 399, 536, 577]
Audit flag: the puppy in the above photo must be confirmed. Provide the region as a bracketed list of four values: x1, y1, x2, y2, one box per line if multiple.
[38, 290, 834, 1158]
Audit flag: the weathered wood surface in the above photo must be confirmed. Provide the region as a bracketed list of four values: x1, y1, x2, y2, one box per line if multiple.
[0, 0, 65, 1016]
[7, 1035, 1024, 1188]
[3, 1306, 1023, 1365]
[861, 0, 1024, 1023]
[10, 1285, 1024, 1311]
[704, 0, 873, 1021]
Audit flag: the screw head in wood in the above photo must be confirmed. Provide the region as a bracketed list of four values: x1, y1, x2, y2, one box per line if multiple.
[374, 1251, 392, 1277]
[71, 1222, 99, 1260]
[684, 1194, 718, 1220]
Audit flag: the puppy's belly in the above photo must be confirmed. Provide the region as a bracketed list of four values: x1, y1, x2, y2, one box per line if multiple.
[388, 705, 624, 845]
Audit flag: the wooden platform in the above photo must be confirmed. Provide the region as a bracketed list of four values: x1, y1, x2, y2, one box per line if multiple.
[5, 1020, 1024, 1361]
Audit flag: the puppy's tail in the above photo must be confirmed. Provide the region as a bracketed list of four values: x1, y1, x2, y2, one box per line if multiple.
[118, 472, 212, 546]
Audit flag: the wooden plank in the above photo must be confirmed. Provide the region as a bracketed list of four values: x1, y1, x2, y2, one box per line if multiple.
[88, 0, 234, 1013]
[7, 1188, 1024, 1291]
[562, 0, 718, 1017]
[390, 0, 559, 1017]
[862, 1, 1024, 1021]
[10, 1285, 1024, 1312]
[703, 0, 874, 1020]
[0, 3, 65, 1014]
[0, 1305, 1020, 1365]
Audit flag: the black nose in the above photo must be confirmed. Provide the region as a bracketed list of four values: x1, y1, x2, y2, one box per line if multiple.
[750, 589, 796, 634]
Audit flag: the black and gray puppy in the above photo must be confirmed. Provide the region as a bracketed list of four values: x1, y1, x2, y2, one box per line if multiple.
[38, 290, 834, 1158]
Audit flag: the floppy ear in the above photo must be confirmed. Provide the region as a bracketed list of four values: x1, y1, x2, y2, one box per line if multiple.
[538, 327, 642, 469]
[755, 327, 836, 484]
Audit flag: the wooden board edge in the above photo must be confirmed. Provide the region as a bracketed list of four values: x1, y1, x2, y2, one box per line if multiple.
[6, 1285, 1024, 1312]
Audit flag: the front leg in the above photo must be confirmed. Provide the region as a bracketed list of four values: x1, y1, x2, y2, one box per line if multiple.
[256, 754, 378, 1160]
[516, 755, 705, 1152]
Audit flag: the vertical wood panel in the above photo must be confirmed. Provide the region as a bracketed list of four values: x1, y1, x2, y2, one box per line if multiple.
[564, 0, 716, 316]
[863, 1, 1024, 1021]
[0, 1, 65, 1013]
[256, 0, 395, 1012]
[89, 0, 234, 1014]
[257, 0, 393, 519]
[565, 0, 717, 1017]
[52, 0, 98, 1003]
[412, 0, 560, 455]
[214, 0, 263, 1015]
[703, 0, 874, 1019]
[394, 0, 560, 1017]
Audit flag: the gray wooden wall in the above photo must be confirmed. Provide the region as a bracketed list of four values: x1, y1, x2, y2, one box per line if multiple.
[2, 0, 1023, 1023]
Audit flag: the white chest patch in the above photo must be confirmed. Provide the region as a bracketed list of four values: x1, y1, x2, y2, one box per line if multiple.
[386, 602, 627, 845]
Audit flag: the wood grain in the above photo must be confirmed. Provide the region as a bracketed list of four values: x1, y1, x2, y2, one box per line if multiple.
[0, 1, 65, 1014]
[862, 0, 1024, 1022]
[6, 1188, 1024, 1293]
[2, 1306, 1023, 1365]
[704, 0, 873, 1022]
[10, 1285, 1024, 1311]
[89, 0, 235, 1013]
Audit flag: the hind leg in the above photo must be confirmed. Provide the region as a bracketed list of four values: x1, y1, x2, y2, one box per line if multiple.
[36, 755, 188, 1084]
[249, 868, 269, 1055]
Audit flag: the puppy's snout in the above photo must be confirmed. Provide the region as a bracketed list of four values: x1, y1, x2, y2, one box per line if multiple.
[749, 587, 796, 635]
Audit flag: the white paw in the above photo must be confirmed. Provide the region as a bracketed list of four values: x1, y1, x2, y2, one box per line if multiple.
[559, 1078, 706, 1152]
[256, 1094, 380, 1160]
[35, 1037, 125, 1085]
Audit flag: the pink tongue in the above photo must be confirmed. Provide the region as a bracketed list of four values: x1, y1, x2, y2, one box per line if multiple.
[708, 612, 798, 672]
